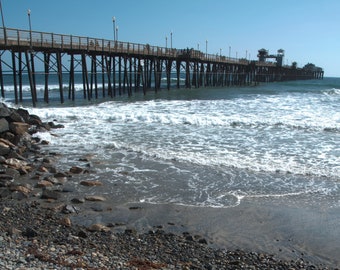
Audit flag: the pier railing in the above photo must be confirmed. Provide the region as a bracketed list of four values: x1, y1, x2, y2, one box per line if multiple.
[0, 27, 276, 66]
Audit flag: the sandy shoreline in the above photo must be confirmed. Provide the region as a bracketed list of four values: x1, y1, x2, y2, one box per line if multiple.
[69, 198, 340, 268]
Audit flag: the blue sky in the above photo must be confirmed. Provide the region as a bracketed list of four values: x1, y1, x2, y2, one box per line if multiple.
[2, 0, 340, 77]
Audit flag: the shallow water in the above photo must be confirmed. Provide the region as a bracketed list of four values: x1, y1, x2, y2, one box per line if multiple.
[23, 78, 339, 210]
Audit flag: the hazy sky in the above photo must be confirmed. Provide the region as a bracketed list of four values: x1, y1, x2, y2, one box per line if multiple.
[2, 0, 339, 77]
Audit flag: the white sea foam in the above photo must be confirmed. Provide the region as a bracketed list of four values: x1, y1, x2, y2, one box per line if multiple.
[10, 80, 336, 208]
[28, 94, 339, 180]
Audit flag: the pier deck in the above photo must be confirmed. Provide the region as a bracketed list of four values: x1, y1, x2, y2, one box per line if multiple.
[0, 27, 324, 106]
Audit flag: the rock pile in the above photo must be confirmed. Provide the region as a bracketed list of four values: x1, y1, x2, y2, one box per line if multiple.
[0, 102, 64, 200]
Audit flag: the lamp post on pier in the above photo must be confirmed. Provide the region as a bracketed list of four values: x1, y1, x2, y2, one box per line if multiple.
[205, 40, 208, 58]
[112, 16, 116, 41]
[27, 9, 32, 49]
[165, 36, 167, 48]
[116, 26, 119, 41]
[170, 31, 173, 49]
[0, 0, 6, 45]
[229, 46, 231, 58]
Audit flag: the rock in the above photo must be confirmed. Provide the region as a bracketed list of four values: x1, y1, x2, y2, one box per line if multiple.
[0, 142, 11, 156]
[0, 138, 16, 148]
[0, 188, 11, 198]
[71, 197, 85, 204]
[84, 195, 106, 202]
[11, 190, 29, 200]
[35, 180, 54, 188]
[0, 118, 9, 133]
[129, 206, 142, 210]
[8, 110, 25, 123]
[5, 158, 28, 170]
[6, 149, 25, 160]
[0, 174, 14, 187]
[37, 166, 50, 173]
[3, 167, 20, 179]
[42, 157, 53, 164]
[91, 206, 104, 212]
[9, 185, 31, 195]
[0, 156, 6, 164]
[62, 205, 79, 214]
[0, 103, 10, 118]
[41, 189, 61, 200]
[54, 171, 69, 178]
[80, 180, 103, 187]
[61, 186, 75, 193]
[0, 131, 15, 144]
[9, 122, 29, 136]
[77, 229, 88, 238]
[28, 114, 43, 126]
[60, 217, 72, 227]
[48, 121, 65, 129]
[44, 175, 66, 185]
[22, 227, 38, 238]
[185, 235, 195, 241]
[87, 224, 110, 232]
[198, 238, 208, 244]
[7, 227, 22, 236]
[16, 108, 30, 122]
[69, 166, 84, 174]
[125, 228, 137, 234]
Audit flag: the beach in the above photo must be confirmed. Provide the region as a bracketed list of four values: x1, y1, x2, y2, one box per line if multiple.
[0, 76, 339, 269]
[1, 179, 339, 269]
[0, 103, 337, 269]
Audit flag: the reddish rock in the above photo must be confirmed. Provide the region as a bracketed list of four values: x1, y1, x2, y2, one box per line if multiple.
[80, 180, 103, 187]
[60, 217, 72, 227]
[10, 185, 31, 195]
[9, 122, 29, 136]
[84, 195, 106, 202]
[36, 180, 54, 188]
[87, 223, 110, 232]
[69, 166, 84, 174]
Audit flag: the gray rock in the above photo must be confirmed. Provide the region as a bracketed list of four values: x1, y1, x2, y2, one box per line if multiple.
[0, 174, 14, 187]
[0, 118, 9, 133]
[41, 189, 61, 200]
[22, 227, 38, 238]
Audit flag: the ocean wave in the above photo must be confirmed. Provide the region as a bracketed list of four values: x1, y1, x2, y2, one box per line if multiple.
[105, 110, 339, 134]
[322, 88, 340, 96]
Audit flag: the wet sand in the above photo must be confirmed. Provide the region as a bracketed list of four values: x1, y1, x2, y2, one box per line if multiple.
[70, 197, 340, 268]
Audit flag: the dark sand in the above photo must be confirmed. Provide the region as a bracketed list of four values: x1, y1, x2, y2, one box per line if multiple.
[69, 196, 340, 268]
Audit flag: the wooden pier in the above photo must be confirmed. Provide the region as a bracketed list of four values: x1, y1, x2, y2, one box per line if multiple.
[0, 27, 324, 106]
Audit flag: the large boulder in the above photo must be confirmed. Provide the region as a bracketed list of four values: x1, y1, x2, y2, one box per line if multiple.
[16, 108, 30, 123]
[0, 103, 10, 118]
[7, 110, 25, 123]
[0, 118, 9, 133]
[9, 122, 29, 136]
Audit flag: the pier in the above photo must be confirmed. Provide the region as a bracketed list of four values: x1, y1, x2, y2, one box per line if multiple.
[0, 27, 324, 106]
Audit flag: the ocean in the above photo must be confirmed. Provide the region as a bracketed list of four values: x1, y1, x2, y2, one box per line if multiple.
[2, 76, 339, 209]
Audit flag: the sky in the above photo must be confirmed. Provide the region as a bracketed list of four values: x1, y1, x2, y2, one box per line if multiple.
[2, 0, 340, 77]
